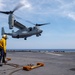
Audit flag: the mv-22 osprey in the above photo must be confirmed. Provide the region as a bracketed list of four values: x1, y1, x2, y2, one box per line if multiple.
[0, 4, 50, 40]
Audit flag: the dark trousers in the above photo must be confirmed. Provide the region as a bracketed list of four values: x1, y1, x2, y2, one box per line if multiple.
[2, 52, 6, 63]
[0, 48, 3, 63]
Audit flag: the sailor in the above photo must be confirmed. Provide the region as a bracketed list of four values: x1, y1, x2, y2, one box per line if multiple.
[0, 34, 7, 64]
[0, 38, 3, 66]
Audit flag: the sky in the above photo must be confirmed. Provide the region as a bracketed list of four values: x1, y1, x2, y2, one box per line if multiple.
[0, 0, 75, 49]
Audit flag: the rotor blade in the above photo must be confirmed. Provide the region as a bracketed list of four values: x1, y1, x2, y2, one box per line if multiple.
[13, 3, 24, 12]
[0, 4, 24, 14]
[14, 14, 23, 19]
[36, 23, 50, 26]
[0, 11, 10, 14]
[26, 20, 35, 25]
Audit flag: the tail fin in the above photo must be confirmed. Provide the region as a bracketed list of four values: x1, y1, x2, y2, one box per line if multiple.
[1, 27, 5, 35]
[1, 27, 12, 36]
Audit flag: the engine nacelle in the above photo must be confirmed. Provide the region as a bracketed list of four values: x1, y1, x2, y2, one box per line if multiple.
[8, 14, 14, 29]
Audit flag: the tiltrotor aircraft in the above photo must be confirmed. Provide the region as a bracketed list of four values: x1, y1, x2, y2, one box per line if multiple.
[2, 20, 49, 40]
[0, 4, 50, 40]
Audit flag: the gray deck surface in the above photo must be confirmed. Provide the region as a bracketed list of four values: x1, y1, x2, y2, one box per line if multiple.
[0, 52, 75, 75]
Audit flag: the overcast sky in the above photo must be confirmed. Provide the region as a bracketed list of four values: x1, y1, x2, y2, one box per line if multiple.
[0, 0, 75, 49]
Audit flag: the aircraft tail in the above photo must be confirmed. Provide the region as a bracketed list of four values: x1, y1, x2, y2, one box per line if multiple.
[1, 27, 12, 36]
[1, 27, 5, 35]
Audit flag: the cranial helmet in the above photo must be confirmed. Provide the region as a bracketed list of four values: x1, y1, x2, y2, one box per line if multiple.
[2, 34, 7, 39]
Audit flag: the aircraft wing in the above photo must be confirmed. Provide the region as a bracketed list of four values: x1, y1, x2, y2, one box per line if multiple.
[14, 20, 28, 30]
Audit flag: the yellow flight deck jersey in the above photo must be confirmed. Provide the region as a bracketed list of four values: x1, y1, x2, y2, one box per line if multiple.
[0, 40, 3, 49]
[0, 38, 6, 53]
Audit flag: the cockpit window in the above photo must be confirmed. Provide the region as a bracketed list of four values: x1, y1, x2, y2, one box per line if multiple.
[28, 27, 32, 31]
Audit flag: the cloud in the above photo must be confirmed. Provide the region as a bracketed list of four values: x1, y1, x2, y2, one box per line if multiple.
[53, 0, 75, 20]
[25, 0, 75, 21]
[66, 12, 75, 20]
[0, 0, 5, 10]
[20, 0, 32, 10]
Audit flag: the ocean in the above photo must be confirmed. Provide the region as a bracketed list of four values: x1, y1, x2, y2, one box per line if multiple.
[7, 49, 75, 52]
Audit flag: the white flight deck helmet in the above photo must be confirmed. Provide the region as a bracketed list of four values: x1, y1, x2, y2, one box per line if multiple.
[2, 34, 7, 39]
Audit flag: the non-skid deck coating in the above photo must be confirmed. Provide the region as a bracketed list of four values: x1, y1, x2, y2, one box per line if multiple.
[0, 52, 75, 75]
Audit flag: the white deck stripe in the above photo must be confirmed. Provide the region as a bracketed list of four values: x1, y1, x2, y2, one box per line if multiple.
[45, 52, 63, 56]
